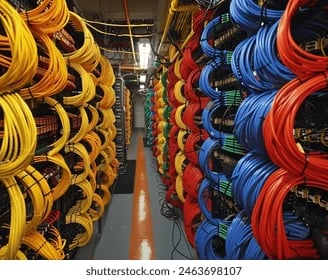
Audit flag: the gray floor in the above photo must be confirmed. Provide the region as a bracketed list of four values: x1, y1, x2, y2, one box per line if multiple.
[73, 128, 194, 260]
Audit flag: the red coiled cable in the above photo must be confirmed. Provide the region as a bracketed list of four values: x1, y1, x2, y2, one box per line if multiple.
[180, 35, 201, 80]
[252, 168, 320, 259]
[183, 194, 202, 247]
[184, 68, 208, 102]
[277, 0, 328, 76]
[263, 72, 328, 182]
[184, 132, 208, 165]
[192, 9, 215, 37]
[182, 162, 204, 198]
[182, 98, 211, 134]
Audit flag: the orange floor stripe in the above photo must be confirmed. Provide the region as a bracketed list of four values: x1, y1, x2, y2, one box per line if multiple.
[128, 133, 155, 259]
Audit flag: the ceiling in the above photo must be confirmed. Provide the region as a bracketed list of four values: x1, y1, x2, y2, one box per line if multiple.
[72, 0, 197, 87]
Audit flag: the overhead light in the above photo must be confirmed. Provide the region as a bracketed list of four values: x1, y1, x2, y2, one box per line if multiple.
[139, 74, 146, 83]
[138, 39, 151, 69]
[140, 84, 145, 90]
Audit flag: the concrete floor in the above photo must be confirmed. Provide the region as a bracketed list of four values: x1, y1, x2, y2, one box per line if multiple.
[73, 128, 194, 260]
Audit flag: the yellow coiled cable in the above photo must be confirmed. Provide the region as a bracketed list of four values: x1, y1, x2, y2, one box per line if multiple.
[175, 150, 186, 176]
[0, 92, 37, 178]
[0, 177, 26, 260]
[65, 142, 91, 185]
[64, 62, 96, 106]
[82, 131, 102, 163]
[97, 184, 112, 206]
[97, 55, 115, 87]
[96, 84, 116, 109]
[85, 104, 99, 132]
[98, 163, 115, 189]
[177, 129, 187, 152]
[0, 1, 38, 93]
[32, 153, 71, 201]
[24, 165, 53, 223]
[174, 58, 183, 80]
[46, 225, 67, 256]
[66, 208, 93, 250]
[0, 246, 27, 260]
[64, 11, 101, 72]
[20, 32, 68, 100]
[68, 105, 89, 144]
[175, 174, 186, 203]
[74, 179, 94, 214]
[175, 104, 187, 130]
[97, 107, 114, 130]
[22, 228, 65, 260]
[95, 128, 110, 150]
[20, 0, 69, 34]
[87, 167, 97, 192]
[103, 144, 116, 164]
[87, 193, 105, 222]
[43, 97, 71, 156]
[174, 80, 186, 103]
[15, 170, 45, 234]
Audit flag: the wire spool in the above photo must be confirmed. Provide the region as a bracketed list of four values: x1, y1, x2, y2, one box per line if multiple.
[0, 92, 37, 178]
[0, 177, 26, 259]
[0, 1, 38, 93]
[182, 162, 204, 198]
[251, 168, 321, 259]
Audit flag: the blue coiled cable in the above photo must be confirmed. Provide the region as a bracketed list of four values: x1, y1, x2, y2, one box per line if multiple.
[221, 132, 245, 156]
[198, 178, 222, 225]
[231, 152, 278, 217]
[200, 14, 231, 58]
[199, 53, 232, 99]
[283, 212, 311, 241]
[195, 219, 228, 260]
[225, 210, 266, 259]
[253, 21, 295, 87]
[199, 136, 228, 184]
[202, 90, 242, 138]
[234, 90, 276, 153]
[229, 0, 284, 33]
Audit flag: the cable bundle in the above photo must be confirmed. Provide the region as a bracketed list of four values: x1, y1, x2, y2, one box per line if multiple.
[225, 210, 266, 259]
[251, 168, 320, 259]
[277, 0, 328, 76]
[180, 35, 201, 80]
[184, 68, 208, 103]
[0, 1, 38, 93]
[263, 72, 328, 181]
[234, 91, 275, 153]
[200, 14, 231, 58]
[183, 195, 202, 247]
[195, 219, 228, 259]
[229, 0, 284, 33]
[184, 132, 207, 165]
[183, 162, 204, 198]
[199, 53, 233, 99]
[199, 137, 229, 184]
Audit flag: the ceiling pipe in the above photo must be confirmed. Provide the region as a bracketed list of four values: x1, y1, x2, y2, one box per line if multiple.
[157, 0, 198, 55]
[123, 0, 138, 68]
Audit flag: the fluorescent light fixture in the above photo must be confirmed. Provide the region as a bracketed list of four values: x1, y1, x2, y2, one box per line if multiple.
[140, 84, 145, 90]
[138, 39, 151, 69]
[139, 74, 146, 83]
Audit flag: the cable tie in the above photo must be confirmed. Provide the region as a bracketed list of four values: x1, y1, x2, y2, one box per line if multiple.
[27, 87, 34, 99]
[25, 10, 30, 26]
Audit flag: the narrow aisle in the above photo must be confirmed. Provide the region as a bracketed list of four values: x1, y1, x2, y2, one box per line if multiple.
[73, 128, 194, 259]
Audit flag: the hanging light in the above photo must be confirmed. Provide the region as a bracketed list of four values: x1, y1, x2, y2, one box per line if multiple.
[138, 39, 151, 69]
